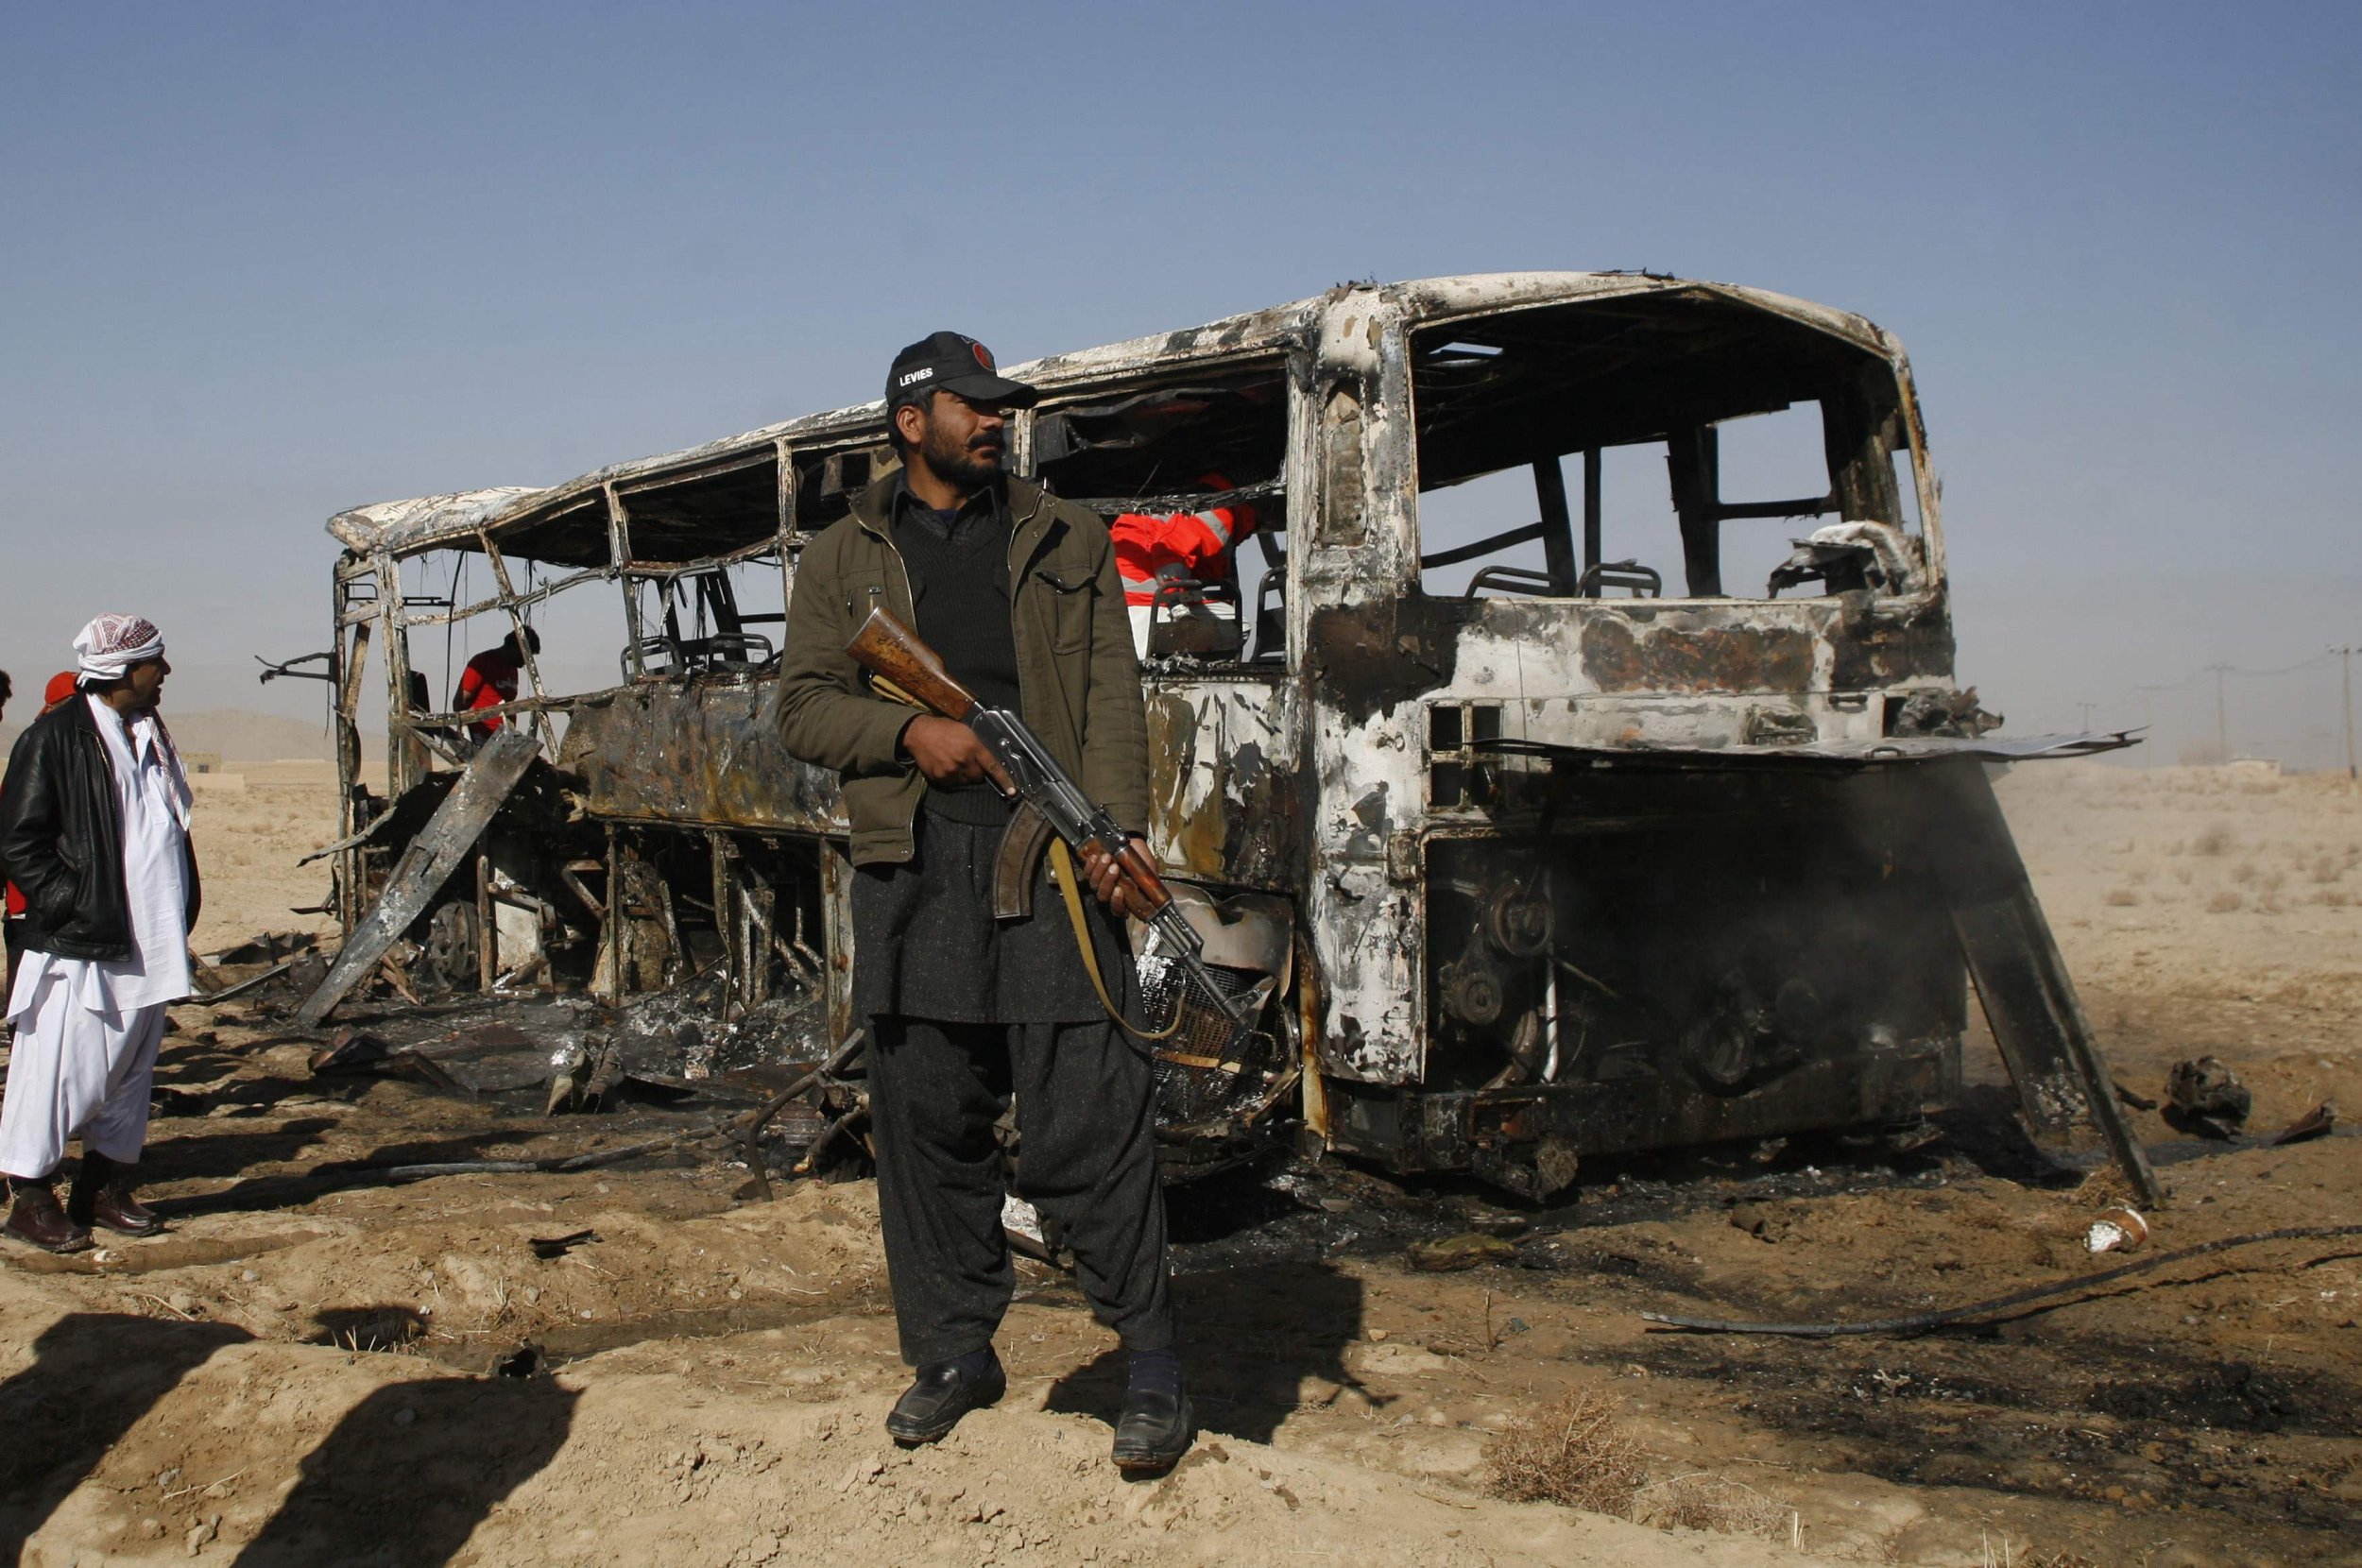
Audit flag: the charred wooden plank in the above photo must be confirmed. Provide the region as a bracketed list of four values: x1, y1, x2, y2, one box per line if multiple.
[295, 726, 541, 1028]
[1922, 761, 2161, 1206]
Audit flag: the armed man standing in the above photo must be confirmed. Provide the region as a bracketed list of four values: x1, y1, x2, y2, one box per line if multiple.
[775, 332, 1190, 1470]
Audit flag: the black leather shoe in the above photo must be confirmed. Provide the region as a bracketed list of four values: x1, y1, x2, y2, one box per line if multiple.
[885, 1355, 1006, 1445]
[1111, 1384, 1193, 1472]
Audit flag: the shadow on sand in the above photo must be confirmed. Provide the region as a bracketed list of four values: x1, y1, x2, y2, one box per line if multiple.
[0, 1312, 253, 1557]
[231, 1372, 579, 1567]
[1043, 1258, 1382, 1448]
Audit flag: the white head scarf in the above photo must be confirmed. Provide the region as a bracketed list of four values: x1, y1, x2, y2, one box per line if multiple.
[74, 613, 167, 682]
[70, 613, 192, 827]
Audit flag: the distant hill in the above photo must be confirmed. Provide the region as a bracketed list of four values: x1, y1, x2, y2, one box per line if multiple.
[0, 707, 335, 762]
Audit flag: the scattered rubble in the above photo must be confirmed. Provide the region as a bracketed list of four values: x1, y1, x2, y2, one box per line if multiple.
[2270, 1099, 2336, 1146]
[2164, 1055, 2252, 1139]
[2083, 1207, 2148, 1254]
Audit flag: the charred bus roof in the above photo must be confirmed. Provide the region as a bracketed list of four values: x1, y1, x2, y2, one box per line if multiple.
[323, 270, 1925, 571]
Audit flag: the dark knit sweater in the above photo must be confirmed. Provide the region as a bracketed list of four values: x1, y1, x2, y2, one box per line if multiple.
[893, 478, 1019, 826]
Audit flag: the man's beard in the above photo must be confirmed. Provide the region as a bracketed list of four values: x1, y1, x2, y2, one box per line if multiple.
[922, 423, 1003, 492]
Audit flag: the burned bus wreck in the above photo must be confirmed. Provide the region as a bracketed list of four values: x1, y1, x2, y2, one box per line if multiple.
[298, 272, 2153, 1203]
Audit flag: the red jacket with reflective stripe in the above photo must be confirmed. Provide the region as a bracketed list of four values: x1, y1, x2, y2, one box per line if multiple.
[1111, 480, 1259, 606]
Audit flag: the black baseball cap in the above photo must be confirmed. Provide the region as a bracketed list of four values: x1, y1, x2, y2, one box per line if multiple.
[885, 331, 1039, 414]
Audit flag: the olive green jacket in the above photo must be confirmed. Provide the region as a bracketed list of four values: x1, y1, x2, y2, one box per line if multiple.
[773, 472, 1151, 866]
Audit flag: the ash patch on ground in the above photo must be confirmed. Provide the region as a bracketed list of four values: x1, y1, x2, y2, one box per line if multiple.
[1627, 1310, 2362, 1535]
[1162, 1129, 1960, 1279]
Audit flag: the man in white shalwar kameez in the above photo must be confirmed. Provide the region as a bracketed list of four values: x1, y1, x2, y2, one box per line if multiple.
[0, 614, 198, 1253]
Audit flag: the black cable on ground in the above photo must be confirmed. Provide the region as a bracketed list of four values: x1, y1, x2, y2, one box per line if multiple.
[1640, 1223, 2362, 1338]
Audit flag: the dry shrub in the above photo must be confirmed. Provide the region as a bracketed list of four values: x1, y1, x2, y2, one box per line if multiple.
[2315, 889, 2352, 909]
[2232, 860, 2256, 883]
[2194, 823, 2234, 856]
[1633, 1472, 1792, 1537]
[2206, 890, 2244, 913]
[2312, 855, 2344, 884]
[2103, 888, 2138, 907]
[1484, 1388, 1644, 1515]
[2174, 865, 2196, 885]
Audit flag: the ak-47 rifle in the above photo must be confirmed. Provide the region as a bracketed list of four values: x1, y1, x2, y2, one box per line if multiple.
[846, 606, 1246, 1029]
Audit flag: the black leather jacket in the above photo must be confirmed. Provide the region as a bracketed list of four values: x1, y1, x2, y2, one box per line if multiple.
[0, 697, 201, 963]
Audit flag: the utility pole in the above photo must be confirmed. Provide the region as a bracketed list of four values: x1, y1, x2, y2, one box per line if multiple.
[2336, 646, 2357, 781]
[2077, 701, 2097, 733]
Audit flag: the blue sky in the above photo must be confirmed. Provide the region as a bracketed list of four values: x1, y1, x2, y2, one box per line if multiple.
[3, 3, 2356, 761]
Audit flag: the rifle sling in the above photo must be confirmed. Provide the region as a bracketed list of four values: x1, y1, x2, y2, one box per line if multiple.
[1048, 840, 1185, 1043]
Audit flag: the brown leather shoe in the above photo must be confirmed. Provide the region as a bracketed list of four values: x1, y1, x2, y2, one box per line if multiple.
[72, 1154, 164, 1237]
[90, 1186, 163, 1236]
[5, 1184, 94, 1254]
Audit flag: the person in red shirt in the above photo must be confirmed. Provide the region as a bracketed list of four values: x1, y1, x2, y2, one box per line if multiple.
[453, 627, 539, 743]
[4, 673, 78, 926]
[0, 668, 10, 1043]
[1109, 475, 1259, 657]
[0, 669, 11, 929]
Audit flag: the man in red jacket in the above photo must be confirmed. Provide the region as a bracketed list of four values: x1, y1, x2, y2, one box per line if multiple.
[1110, 475, 1258, 657]
[453, 627, 540, 743]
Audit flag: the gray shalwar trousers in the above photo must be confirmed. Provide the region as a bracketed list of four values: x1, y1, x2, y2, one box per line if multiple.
[855, 803, 1174, 1368]
[868, 1014, 1175, 1367]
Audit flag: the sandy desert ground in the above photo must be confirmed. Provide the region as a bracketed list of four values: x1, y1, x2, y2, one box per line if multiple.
[2, 759, 2357, 1567]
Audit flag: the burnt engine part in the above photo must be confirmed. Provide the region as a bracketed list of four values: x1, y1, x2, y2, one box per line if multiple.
[1141, 956, 1282, 1130]
[1364, 772, 1968, 1177]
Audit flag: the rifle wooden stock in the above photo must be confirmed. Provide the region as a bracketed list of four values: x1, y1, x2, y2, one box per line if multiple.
[1111, 837, 1174, 913]
[847, 607, 978, 721]
[1065, 828, 1175, 916]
